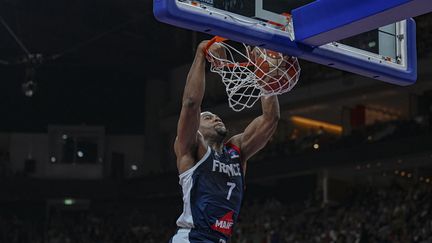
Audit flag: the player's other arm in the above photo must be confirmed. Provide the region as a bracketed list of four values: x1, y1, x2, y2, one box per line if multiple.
[174, 41, 208, 174]
[228, 96, 280, 166]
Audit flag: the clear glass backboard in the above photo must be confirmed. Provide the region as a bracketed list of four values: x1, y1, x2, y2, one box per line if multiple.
[154, 0, 431, 85]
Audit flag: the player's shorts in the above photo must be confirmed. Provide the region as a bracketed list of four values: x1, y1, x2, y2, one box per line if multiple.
[169, 228, 228, 243]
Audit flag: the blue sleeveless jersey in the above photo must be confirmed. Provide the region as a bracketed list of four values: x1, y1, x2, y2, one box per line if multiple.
[174, 143, 244, 242]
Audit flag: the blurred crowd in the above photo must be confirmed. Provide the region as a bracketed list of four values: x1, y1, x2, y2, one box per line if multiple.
[1, 181, 431, 243]
[45, 209, 172, 243]
[233, 183, 432, 243]
[254, 114, 431, 162]
[0, 204, 174, 243]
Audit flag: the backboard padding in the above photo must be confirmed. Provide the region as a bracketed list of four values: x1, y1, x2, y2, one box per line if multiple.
[153, 0, 420, 85]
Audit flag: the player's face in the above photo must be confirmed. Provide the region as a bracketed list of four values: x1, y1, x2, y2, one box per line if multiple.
[199, 111, 227, 138]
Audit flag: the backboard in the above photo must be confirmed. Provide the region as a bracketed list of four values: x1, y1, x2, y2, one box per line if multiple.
[154, 0, 432, 85]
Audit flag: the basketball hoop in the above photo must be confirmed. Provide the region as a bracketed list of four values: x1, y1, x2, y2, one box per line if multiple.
[204, 36, 301, 112]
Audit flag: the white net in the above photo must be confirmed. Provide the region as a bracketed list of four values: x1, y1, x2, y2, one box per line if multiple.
[206, 39, 301, 112]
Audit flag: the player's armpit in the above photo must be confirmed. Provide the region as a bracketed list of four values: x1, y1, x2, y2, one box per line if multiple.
[229, 96, 280, 162]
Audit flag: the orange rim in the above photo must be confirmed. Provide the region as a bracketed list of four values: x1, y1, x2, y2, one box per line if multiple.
[205, 36, 253, 68]
[204, 36, 227, 56]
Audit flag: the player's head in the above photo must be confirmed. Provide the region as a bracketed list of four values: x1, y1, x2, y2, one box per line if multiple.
[199, 111, 227, 141]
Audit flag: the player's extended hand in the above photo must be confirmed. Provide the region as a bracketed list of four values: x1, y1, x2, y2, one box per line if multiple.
[208, 43, 226, 59]
[199, 40, 227, 67]
[197, 40, 211, 54]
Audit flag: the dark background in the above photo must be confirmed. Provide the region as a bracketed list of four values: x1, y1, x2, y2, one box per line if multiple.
[0, 0, 196, 132]
[0, 2, 432, 242]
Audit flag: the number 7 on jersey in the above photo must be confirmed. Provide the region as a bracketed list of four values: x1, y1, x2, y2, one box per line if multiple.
[226, 182, 236, 200]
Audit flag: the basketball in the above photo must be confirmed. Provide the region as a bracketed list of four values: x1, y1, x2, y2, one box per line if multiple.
[253, 47, 300, 94]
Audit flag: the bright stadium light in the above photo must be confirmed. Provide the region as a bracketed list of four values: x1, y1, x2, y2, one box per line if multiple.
[64, 198, 75, 206]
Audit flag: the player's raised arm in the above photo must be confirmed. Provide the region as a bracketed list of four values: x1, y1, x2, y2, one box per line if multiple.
[174, 41, 209, 173]
[228, 95, 280, 164]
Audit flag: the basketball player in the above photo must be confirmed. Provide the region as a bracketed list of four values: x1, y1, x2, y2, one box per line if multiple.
[170, 40, 280, 243]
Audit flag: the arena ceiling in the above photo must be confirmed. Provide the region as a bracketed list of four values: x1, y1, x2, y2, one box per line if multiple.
[0, 1, 431, 133]
[0, 0, 200, 132]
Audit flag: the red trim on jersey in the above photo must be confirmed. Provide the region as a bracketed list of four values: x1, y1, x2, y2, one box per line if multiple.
[225, 143, 241, 155]
[225, 142, 246, 191]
